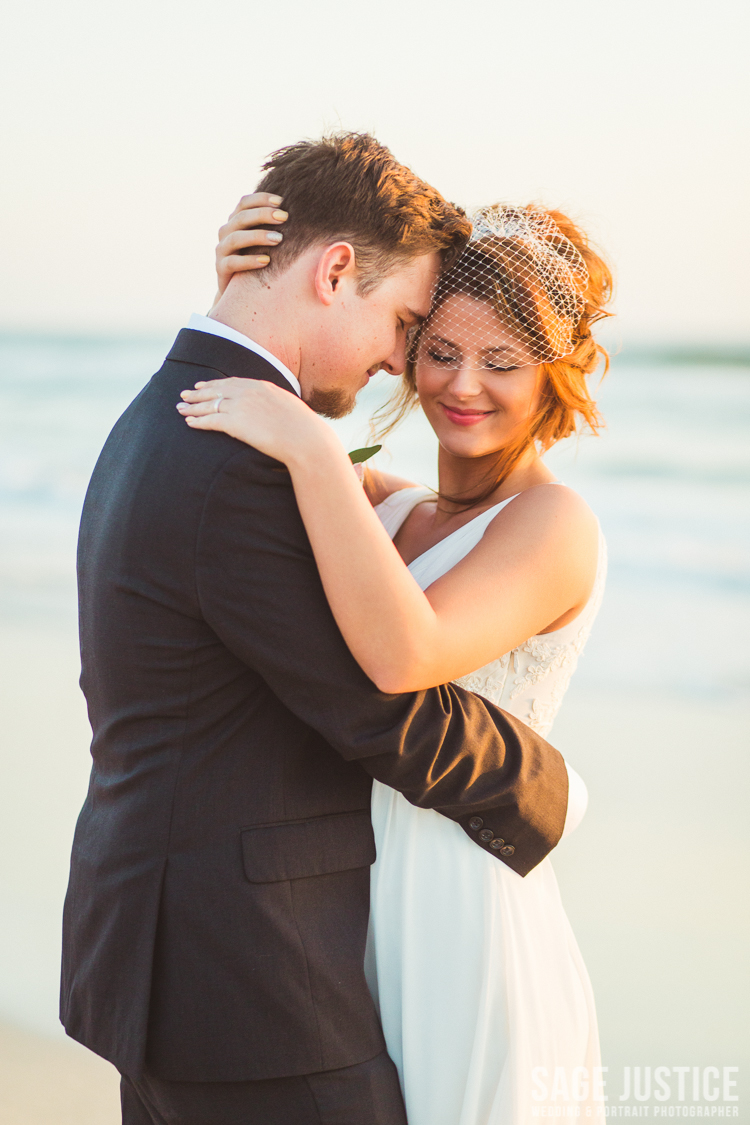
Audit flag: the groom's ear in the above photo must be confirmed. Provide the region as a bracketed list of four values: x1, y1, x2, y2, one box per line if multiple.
[313, 242, 357, 306]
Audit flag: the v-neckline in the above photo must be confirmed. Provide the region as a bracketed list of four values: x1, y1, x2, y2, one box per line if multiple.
[394, 490, 520, 569]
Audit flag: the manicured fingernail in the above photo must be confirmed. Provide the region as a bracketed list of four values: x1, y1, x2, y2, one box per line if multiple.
[254, 255, 270, 265]
[268, 195, 283, 205]
[176, 402, 187, 410]
[267, 231, 283, 242]
[272, 210, 288, 221]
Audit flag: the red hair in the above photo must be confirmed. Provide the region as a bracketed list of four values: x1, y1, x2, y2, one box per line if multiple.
[371, 205, 614, 506]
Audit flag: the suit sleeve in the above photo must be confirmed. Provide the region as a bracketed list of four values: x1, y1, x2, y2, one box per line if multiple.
[195, 446, 568, 876]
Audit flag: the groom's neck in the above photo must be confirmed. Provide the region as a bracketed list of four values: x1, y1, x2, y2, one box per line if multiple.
[209, 274, 302, 376]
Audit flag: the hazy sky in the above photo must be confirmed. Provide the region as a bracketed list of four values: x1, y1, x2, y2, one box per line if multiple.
[1, 0, 747, 342]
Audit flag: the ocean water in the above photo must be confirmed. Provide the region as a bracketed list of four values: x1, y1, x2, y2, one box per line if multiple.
[1, 335, 748, 1103]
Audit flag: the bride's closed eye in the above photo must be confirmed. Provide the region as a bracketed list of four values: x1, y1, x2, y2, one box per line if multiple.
[426, 348, 461, 366]
[425, 348, 520, 372]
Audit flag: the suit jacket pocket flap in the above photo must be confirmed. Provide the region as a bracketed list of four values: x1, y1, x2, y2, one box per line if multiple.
[242, 810, 376, 884]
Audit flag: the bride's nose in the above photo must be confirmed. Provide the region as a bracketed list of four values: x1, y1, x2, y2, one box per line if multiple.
[447, 361, 484, 398]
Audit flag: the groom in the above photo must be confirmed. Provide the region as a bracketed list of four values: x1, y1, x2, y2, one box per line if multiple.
[62, 133, 569, 1125]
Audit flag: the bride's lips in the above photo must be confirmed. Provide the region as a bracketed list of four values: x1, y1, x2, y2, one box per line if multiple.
[440, 403, 494, 427]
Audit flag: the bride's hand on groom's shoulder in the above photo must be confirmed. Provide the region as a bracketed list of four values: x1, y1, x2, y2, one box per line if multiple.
[176, 378, 336, 468]
[212, 193, 289, 305]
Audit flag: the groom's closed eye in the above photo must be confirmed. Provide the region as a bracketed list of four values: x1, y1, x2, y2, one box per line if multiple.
[401, 307, 428, 330]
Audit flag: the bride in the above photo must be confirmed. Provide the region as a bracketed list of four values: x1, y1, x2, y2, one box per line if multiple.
[178, 201, 612, 1123]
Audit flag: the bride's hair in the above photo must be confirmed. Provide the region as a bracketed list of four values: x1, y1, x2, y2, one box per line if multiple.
[370, 205, 613, 508]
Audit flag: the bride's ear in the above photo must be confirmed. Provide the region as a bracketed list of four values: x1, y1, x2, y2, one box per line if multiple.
[313, 242, 357, 306]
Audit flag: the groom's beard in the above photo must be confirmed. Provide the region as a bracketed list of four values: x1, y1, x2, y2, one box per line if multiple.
[305, 385, 358, 419]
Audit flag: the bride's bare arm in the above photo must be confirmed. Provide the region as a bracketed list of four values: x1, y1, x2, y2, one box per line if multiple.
[178, 378, 598, 693]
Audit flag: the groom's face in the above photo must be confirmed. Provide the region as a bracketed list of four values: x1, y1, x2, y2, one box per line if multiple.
[300, 251, 441, 418]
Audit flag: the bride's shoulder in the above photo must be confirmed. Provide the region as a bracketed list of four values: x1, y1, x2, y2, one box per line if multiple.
[363, 468, 419, 507]
[486, 482, 599, 551]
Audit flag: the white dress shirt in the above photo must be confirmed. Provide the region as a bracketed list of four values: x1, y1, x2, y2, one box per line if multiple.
[186, 313, 301, 397]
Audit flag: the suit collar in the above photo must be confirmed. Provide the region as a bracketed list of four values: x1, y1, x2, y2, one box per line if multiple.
[166, 329, 297, 394]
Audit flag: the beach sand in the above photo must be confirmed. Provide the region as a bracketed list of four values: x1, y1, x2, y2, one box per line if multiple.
[0, 1020, 120, 1124]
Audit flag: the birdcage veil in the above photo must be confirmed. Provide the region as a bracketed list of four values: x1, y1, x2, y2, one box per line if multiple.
[407, 204, 590, 369]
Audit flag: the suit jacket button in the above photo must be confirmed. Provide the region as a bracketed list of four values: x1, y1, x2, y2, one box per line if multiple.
[469, 817, 484, 831]
[479, 828, 494, 843]
[489, 838, 505, 851]
[500, 844, 515, 857]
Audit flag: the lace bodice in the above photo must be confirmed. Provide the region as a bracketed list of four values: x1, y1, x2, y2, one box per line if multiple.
[375, 485, 607, 739]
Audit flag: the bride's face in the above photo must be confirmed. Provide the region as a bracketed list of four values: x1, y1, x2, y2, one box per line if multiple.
[414, 293, 541, 460]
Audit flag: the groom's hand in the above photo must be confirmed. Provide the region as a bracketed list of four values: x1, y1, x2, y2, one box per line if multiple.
[212, 193, 289, 306]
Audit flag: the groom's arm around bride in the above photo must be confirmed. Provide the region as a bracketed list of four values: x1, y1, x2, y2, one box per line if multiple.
[61, 134, 568, 1122]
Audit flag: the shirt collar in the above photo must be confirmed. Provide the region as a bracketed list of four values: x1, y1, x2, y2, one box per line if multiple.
[186, 313, 301, 397]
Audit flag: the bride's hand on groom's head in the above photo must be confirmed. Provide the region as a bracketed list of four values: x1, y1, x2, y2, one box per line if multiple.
[176, 377, 335, 468]
[212, 193, 288, 304]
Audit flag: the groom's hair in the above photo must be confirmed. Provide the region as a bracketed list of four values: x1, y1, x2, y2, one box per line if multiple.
[254, 132, 471, 294]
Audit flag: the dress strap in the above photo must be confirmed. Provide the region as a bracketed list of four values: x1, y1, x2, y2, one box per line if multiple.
[375, 480, 565, 546]
[374, 486, 433, 540]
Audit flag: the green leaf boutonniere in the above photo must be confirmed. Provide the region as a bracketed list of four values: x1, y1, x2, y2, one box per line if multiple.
[348, 445, 381, 465]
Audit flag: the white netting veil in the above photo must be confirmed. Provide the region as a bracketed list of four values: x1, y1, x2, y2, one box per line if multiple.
[407, 204, 590, 370]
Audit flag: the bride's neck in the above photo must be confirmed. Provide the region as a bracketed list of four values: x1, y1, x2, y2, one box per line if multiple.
[435, 445, 553, 517]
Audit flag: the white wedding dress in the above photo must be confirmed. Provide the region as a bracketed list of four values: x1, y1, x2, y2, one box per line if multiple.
[366, 486, 606, 1124]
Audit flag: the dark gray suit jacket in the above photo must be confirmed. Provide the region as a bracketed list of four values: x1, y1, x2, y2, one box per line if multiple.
[61, 329, 568, 1082]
